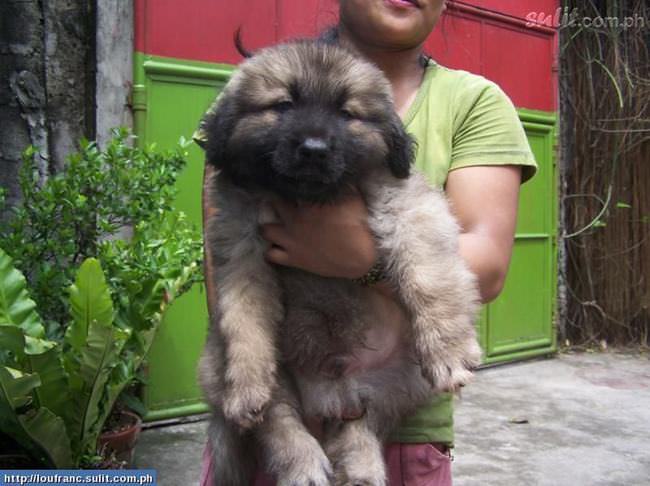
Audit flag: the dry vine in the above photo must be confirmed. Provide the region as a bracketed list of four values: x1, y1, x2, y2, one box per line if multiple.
[560, 0, 650, 346]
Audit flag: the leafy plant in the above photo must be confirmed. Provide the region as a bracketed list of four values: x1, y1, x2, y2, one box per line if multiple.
[0, 129, 203, 466]
[0, 250, 197, 467]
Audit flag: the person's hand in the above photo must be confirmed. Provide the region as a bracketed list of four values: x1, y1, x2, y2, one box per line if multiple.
[260, 192, 377, 279]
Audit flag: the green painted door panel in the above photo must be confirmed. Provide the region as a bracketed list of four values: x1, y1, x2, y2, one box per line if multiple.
[483, 112, 557, 363]
[517, 132, 551, 235]
[133, 54, 234, 420]
[487, 239, 553, 356]
[133, 54, 557, 418]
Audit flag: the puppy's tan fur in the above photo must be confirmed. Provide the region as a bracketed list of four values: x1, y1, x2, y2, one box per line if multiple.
[199, 41, 482, 486]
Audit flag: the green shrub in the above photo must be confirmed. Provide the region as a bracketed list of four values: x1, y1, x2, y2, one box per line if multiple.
[0, 128, 201, 340]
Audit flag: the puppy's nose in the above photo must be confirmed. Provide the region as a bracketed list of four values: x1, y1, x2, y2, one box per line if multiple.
[298, 137, 329, 162]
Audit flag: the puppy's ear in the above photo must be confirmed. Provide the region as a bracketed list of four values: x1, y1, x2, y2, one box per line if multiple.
[204, 96, 237, 170]
[385, 112, 415, 179]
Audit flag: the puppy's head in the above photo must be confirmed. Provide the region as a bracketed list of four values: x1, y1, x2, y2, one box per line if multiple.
[205, 40, 414, 202]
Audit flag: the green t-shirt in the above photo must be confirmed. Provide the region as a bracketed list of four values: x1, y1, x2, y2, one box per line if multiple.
[405, 60, 537, 187]
[194, 60, 537, 447]
[390, 61, 536, 445]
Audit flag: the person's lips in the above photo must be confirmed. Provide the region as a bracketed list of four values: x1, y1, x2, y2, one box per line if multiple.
[385, 0, 421, 9]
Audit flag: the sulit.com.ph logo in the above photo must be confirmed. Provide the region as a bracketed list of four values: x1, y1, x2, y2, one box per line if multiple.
[526, 7, 647, 30]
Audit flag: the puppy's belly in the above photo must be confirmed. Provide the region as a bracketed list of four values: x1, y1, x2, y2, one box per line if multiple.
[288, 286, 420, 419]
[294, 356, 426, 421]
[349, 286, 412, 372]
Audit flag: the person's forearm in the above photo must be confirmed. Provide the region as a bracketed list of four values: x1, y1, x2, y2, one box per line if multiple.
[202, 164, 219, 320]
[458, 232, 513, 304]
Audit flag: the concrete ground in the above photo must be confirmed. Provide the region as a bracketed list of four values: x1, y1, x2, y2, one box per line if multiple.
[135, 351, 650, 485]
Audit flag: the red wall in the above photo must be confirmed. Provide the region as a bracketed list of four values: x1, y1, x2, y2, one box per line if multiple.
[135, 0, 558, 111]
[463, 0, 560, 20]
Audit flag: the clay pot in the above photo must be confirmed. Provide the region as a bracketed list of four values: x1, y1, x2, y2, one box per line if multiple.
[97, 410, 142, 466]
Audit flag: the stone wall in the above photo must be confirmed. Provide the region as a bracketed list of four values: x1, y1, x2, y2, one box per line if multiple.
[1, 0, 97, 214]
[96, 0, 133, 148]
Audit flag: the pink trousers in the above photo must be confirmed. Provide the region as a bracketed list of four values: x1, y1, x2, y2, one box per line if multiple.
[200, 440, 452, 486]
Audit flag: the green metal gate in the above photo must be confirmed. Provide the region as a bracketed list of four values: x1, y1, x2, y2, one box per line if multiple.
[479, 110, 557, 364]
[133, 54, 234, 420]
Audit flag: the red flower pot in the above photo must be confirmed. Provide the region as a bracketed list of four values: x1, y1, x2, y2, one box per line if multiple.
[98, 410, 142, 466]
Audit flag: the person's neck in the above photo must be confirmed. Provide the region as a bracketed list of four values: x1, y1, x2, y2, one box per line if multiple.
[338, 27, 426, 117]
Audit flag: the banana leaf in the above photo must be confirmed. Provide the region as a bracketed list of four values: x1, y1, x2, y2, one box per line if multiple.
[0, 325, 27, 362]
[0, 325, 56, 364]
[65, 258, 114, 351]
[26, 347, 70, 422]
[63, 258, 128, 459]
[0, 247, 44, 338]
[0, 366, 72, 467]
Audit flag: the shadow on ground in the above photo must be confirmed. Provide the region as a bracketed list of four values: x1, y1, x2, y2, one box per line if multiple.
[135, 351, 650, 485]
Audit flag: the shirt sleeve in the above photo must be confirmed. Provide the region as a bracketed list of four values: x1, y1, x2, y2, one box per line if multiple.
[450, 78, 538, 184]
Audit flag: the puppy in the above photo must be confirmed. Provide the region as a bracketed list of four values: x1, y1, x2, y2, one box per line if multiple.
[199, 39, 482, 486]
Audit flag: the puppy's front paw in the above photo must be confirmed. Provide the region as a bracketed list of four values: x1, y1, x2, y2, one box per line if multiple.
[222, 383, 272, 429]
[416, 340, 481, 392]
[420, 359, 474, 392]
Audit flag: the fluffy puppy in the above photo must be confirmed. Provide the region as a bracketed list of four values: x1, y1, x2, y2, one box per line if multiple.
[199, 40, 482, 486]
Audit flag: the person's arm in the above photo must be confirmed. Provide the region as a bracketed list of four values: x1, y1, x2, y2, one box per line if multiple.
[202, 163, 219, 320]
[446, 165, 521, 303]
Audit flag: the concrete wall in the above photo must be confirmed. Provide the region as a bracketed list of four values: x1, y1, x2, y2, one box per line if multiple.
[1, 0, 134, 216]
[1, 0, 52, 209]
[96, 0, 133, 147]
[43, 0, 96, 170]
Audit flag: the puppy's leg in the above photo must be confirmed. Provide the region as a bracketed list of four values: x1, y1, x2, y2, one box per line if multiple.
[205, 410, 256, 486]
[257, 376, 332, 486]
[215, 259, 283, 427]
[199, 323, 257, 485]
[396, 259, 481, 391]
[207, 182, 284, 428]
[367, 179, 483, 391]
[324, 416, 386, 486]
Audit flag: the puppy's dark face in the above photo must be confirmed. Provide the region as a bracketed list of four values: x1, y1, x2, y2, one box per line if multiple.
[205, 41, 414, 203]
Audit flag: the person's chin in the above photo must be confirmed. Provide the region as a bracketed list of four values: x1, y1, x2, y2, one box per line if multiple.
[373, 26, 427, 50]
[371, 14, 427, 44]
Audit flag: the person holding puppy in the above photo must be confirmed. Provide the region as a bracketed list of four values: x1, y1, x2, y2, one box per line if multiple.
[198, 0, 536, 484]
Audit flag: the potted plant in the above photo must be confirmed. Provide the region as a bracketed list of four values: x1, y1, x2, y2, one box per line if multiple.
[96, 406, 142, 466]
[0, 129, 203, 467]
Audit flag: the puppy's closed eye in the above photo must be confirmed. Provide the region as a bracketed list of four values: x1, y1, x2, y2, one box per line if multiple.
[339, 107, 356, 120]
[341, 100, 371, 121]
[269, 100, 293, 113]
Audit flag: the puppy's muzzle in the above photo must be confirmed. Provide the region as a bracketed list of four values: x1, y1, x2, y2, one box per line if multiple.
[274, 134, 342, 184]
[298, 137, 329, 165]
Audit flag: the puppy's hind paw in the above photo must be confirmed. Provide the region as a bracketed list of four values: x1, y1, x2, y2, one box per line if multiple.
[222, 384, 272, 429]
[276, 448, 332, 486]
[335, 472, 386, 486]
[340, 481, 385, 486]
[331, 444, 386, 486]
